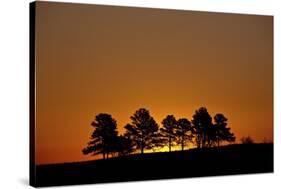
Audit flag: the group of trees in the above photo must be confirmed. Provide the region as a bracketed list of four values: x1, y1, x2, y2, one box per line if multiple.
[82, 107, 235, 159]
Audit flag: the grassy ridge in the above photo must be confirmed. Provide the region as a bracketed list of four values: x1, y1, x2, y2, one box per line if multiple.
[34, 143, 273, 187]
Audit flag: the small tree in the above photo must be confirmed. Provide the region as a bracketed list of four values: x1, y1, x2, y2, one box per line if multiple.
[176, 118, 193, 151]
[192, 107, 213, 148]
[213, 113, 235, 147]
[82, 113, 118, 159]
[124, 108, 159, 154]
[241, 136, 254, 144]
[160, 115, 177, 152]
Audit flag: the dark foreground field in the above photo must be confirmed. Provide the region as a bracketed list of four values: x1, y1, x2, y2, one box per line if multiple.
[33, 143, 273, 187]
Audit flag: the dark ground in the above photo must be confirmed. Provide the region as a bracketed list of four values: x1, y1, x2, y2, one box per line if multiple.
[33, 143, 273, 187]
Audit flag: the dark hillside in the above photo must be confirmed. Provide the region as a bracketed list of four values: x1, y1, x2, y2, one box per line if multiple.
[35, 143, 273, 187]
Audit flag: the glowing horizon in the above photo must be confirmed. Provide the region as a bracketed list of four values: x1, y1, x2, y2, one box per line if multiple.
[35, 2, 273, 165]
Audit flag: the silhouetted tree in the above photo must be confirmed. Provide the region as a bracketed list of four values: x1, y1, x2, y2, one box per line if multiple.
[213, 113, 235, 147]
[205, 124, 217, 147]
[149, 133, 166, 152]
[82, 113, 118, 159]
[160, 115, 177, 152]
[176, 118, 193, 151]
[241, 136, 254, 144]
[124, 108, 159, 154]
[192, 107, 212, 148]
[115, 134, 134, 156]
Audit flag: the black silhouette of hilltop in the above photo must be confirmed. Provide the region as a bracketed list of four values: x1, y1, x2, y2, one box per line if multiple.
[35, 143, 273, 187]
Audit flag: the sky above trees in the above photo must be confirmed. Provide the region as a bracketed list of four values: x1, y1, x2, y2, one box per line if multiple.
[35, 2, 273, 164]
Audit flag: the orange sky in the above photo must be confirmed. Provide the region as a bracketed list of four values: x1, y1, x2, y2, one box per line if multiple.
[35, 2, 273, 165]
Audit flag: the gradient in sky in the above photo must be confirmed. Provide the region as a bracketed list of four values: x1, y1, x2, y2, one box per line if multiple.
[34, 2, 273, 165]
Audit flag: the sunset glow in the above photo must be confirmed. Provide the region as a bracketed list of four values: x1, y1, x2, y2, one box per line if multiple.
[35, 2, 273, 165]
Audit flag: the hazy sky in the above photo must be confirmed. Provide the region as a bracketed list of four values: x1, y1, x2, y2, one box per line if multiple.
[35, 2, 273, 164]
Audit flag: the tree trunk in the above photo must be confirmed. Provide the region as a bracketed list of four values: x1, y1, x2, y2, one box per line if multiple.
[196, 134, 202, 148]
[140, 135, 144, 154]
[202, 133, 206, 148]
[169, 136, 171, 152]
[102, 140, 105, 159]
[181, 137, 184, 151]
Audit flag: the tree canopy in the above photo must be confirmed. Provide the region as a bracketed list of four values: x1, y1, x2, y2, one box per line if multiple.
[82, 113, 118, 159]
[192, 107, 213, 148]
[213, 113, 235, 147]
[124, 108, 159, 154]
[83, 107, 236, 159]
[160, 115, 177, 152]
[176, 118, 193, 151]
